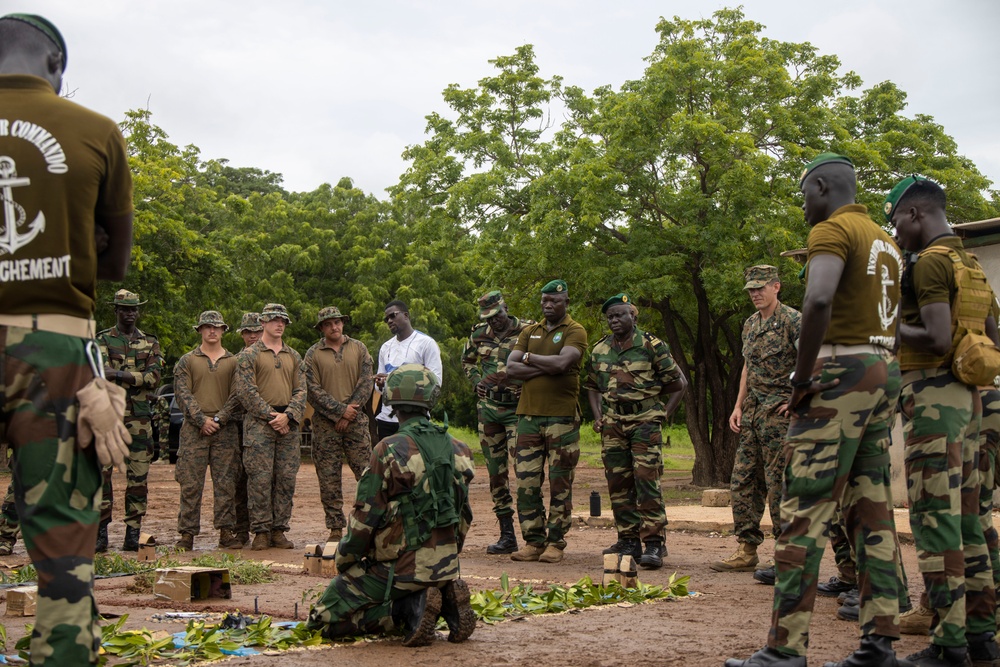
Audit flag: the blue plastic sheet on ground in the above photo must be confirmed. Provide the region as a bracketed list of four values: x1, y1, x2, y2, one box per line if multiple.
[170, 631, 260, 656]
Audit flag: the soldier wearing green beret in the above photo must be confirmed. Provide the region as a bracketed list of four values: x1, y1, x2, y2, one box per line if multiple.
[584, 293, 687, 569]
[172, 311, 242, 550]
[97, 289, 163, 552]
[505, 279, 588, 564]
[711, 266, 800, 582]
[727, 154, 909, 667]
[889, 176, 1000, 666]
[302, 306, 375, 543]
[460, 290, 533, 554]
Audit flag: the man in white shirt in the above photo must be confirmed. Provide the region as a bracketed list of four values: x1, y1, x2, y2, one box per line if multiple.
[374, 300, 443, 440]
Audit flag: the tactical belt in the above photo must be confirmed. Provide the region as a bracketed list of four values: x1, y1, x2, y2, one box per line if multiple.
[271, 405, 288, 413]
[818, 343, 892, 359]
[485, 388, 518, 404]
[0, 313, 96, 339]
[609, 397, 659, 416]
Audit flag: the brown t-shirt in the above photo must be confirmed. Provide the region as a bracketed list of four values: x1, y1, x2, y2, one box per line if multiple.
[175, 347, 238, 418]
[0, 75, 133, 318]
[514, 314, 588, 417]
[807, 204, 902, 348]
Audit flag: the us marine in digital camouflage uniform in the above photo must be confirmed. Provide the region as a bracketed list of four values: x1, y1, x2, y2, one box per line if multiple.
[306, 364, 477, 647]
[97, 289, 163, 552]
[712, 266, 799, 581]
[585, 292, 687, 570]
[234, 303, 306, 551]
[889, 175, 1000, 667]
[726, 153, 908, 667]
[0, 481, 19, 555]
[173, 311, 242, 550]
[230, 312, 263, 546]
[0, 12, 135, 665]
[460, 290, 532, 555]
[302, 306, 374, 543]
[151, 393, 170, 462]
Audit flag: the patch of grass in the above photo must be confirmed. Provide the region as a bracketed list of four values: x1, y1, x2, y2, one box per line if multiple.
[0, 564, 35, 584]
[190, 552, 276, 585]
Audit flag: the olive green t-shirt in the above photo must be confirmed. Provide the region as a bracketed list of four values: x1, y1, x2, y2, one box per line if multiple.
[514, 315, 588, 417]
[0, 75, 133, 318]
[807, 204, 902, 348]
[901, 236, 967, 318]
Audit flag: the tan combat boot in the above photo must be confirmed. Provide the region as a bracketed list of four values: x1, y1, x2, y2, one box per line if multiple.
[538, 544, 564, 563]
[899, 604, 933, 635]
[327, 528, 342, 543]
[175, 533, 194, 551]
[709, 542, 758, 572]
[510, 544, 545, 562]
[250, 532, 270, 551]
[270, 531, 294, 549]
[218, 529, 244, 549]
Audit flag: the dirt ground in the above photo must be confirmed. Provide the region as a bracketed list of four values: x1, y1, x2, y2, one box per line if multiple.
[0, 461, 934, 666]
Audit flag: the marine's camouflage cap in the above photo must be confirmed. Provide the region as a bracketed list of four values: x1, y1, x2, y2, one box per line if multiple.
[601, 292, 630, 314]
[383, 363, 441, 410]
[238, 312, 263, 332]
[315, 305, 350, 329]
[111, 289, 146, 306]
[478, 290, 505, 320]
[193, 310, 228, 331]
[743, 265, 779, 289]
[883, 174, 935, 223]
[260, 303, 292, 323]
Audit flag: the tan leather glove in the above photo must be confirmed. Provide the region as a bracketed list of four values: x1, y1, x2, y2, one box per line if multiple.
[77, 377, 132, 471]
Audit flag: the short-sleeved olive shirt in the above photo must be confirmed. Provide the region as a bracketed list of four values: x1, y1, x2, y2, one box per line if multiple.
[807, 204, 902, 349]
[0, 75, 133, 318]
[514, 314, 588, 417]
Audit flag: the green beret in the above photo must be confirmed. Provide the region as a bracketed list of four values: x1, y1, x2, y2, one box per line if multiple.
[1, 14, 67, 68]
[883, 174, 935, 222]
[478, 290, 505, 319]
[601, 293, 631, 314]
[541, 279, 568, 294]
[743, 265, 779, 289]
[799, 152, 854, 187]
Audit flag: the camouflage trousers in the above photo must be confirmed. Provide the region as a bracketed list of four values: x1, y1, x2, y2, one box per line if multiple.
[979, 388, 1000, 610]
[768, 351, 905, 657]
[175, 420, 240, 535]
[234, 420, 249, 535]
[0, 326, 102, 666]
[515, 414, 580, 550]
[306, 560, 436, 639]
[99, 416, 152, 528]
[901, 368, 995, 646]
[312, 414, 370, 530]
[731, 396, 788, 546]
[243, 416, 300, 534]
[477, 400, 519, 519]
[828, 510, 857, 583]
[0, 479, 20, 544]
[600, 418, 667, 541]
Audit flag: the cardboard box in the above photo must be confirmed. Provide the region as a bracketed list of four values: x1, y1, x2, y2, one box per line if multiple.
[153, 567, 231, 602]
[5, 586, 36, 616]
[137, 533, 157, 562]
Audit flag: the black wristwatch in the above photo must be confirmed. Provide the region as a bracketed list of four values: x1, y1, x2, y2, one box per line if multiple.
[789, 372, 816, 389]
[213, 416, 221, 424]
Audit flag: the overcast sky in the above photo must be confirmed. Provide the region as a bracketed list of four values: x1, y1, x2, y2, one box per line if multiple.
[8, 1, 999, 198]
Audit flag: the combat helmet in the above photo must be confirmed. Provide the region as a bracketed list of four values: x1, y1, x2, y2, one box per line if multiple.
[383, 363, 441, 410]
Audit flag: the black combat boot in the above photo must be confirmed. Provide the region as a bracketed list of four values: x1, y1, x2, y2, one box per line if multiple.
[753, 565, 776, 585]
[823, 634, 914, 667]
[486, 515, 518, 555]
[602, 535, 642, 561]
[95, 521, 109, 553]
[967, 632, 1000, 667]
[725, 646, 807, 667]
[818, 576, 857, 597]
[122, 525, 141, 552]
[639, 539, 667, 569]
[602, 535, 627, 555]
[439, 579, 476, 643]
[391, 587, 442, 647]
[906, 644, 969, 667]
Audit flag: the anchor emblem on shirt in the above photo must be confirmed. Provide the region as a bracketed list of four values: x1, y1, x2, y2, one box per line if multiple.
[0, 156, 45, 257]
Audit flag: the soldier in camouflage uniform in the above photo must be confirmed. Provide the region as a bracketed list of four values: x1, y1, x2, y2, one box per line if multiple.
[712, 266, 800, 581]
[306, 364, 476, 646]
[585, 293, 687, 569]
[460, 290, 532, 555]
[0, 481, 19, 555]
[0, 13, 135, 664]
[173, 311, 242, 550]
[302, 306, 374, 543]
[151, 393, 170, 463]
[727, 153, 908, 667]
[889, 176, 1000, 666]
[506, 279, 588, 564]
[97, 289, 163, 551]
[235, 304, 306, 550]
[230, 312, 263, 546]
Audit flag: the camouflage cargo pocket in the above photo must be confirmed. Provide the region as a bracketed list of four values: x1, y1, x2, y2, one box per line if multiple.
[783, 419, 842, 499]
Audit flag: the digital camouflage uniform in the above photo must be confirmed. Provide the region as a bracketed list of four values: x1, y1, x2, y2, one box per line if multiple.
[97, 323, 163, 529]
[151, 395, 170, 461]
[173, 332, 241, 537]
[584, 327, 681, 542]
[0, 480, 19, 551]
[235, 331, 307, 536]
[460, 306, 531, 520]
[232, 312, 262, 541]
[303, 308, 375, 532]
[306, 409, 474, 638]
[732, 301, 800, 546]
